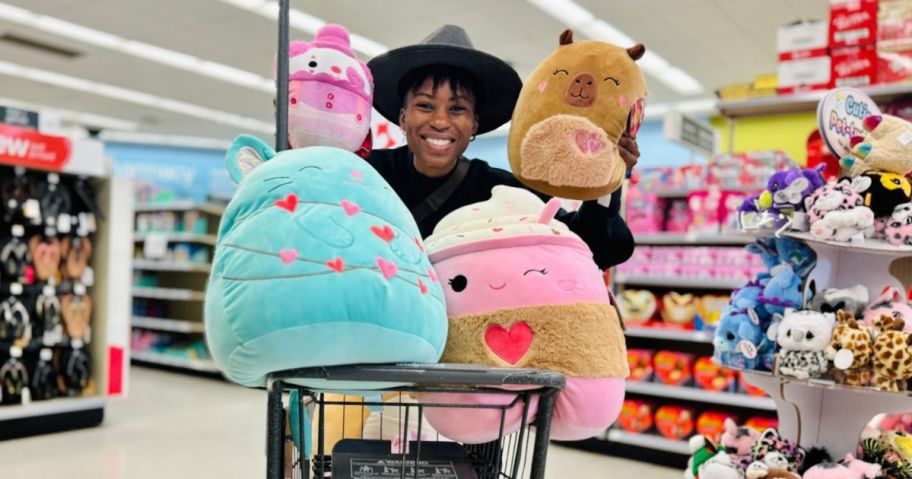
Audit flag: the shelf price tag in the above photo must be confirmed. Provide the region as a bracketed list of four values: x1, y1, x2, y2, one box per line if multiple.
[143, 232, 169, 260]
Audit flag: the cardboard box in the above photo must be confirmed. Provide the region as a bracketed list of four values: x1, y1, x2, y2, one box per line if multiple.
[832, 44, 878, 87]
[878, 47, 912, 83]
[778, 20, 829, 60]
[829, 0, 879, 48]
[878, 0, 912, 49]
[777, 56, 832, 94]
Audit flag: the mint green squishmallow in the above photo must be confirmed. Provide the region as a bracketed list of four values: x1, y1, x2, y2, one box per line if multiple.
[205, 135, 447, 387]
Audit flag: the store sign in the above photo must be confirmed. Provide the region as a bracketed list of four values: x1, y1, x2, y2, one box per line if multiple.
[663, 112, 718, 156]
[0, 123, 72, 170]
[0, 106, 39, 129]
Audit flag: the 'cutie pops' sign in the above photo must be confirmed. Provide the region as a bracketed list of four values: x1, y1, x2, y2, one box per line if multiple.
[817, 87, 881, 158]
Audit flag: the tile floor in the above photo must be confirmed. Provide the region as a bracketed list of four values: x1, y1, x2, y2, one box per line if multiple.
[0, 367, 681, 478]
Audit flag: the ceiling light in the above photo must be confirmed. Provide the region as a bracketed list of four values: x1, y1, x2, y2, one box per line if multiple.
[0, 96, 138, 131]
[526, 0, 704, 95]
[0, 60, 274, 133]
[217, 0, 389, 57]
[0, 2, 273, 93]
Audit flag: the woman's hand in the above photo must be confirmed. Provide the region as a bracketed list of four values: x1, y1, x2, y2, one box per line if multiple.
[618, 133, 640, 172]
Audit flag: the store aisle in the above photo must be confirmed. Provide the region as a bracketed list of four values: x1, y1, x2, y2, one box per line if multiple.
[0, 367, 680, 479]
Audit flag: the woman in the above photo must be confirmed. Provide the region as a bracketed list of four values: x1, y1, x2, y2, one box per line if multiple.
[366, 25, 636, 269]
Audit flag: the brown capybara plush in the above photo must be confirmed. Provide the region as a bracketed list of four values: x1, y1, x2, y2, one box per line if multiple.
[508, 30, 648, 200]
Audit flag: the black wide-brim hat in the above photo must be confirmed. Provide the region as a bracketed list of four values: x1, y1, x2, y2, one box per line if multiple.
[368, 25, 522, 135]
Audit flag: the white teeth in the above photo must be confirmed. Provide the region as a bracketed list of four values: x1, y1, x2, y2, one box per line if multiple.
[426, 138, 451, 147]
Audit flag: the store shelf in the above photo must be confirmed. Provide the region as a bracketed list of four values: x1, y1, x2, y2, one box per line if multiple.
[625, 381, 776, 410]
[0, 396, 107, 422]
[132, 259, 212, 273]
[625, 327, 714, 343]
[717, 83, 912, 118]
[605, 430, 691, 455]
[132, 287, 206, 301]
[614, 275, 743, 290]
[655, 186, 760, 198]
[135, 201, 226, 216]
[783, 231, 912, 257]
[132, 316, 206, 333]
[635, 232, 754, 245]
[134, 232, 218, 245]
[131, 350, 220, 373]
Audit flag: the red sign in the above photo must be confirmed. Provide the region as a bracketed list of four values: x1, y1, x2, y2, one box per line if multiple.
[831, 44, 878, 88]
[0, 123, 71, 171]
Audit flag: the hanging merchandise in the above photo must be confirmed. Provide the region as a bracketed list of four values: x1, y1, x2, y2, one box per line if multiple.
[56, 345, 91, 396]
[35, 285, 62, 345]
[35, 174, 72, 230]
[28, 348, 55, 401]
[0, 293, 30, 348]
[507, 29, 647, 200]
[61, 236, 92, 281]
[0, 347, 29, 404]
[0, 233, 30, 282]
[27, 235, 60, 281]
[61, 292, 91, 343]
[420, 186, 626, 443]
[0, 169, 34, 224]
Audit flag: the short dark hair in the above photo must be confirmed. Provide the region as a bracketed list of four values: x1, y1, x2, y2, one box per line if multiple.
[399, 65, 482, 108]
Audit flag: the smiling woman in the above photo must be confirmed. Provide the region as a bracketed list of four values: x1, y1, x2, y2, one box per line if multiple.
[365, 25, 637, 270]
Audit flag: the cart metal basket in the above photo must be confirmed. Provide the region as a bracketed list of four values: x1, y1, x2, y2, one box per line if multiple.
[266, 363, 565, 479]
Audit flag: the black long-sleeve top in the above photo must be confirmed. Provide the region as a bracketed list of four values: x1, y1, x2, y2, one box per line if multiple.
[366, 146, 634, 270]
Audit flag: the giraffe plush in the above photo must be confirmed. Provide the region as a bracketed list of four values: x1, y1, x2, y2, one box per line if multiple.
[825, 310, 874, 387]
[871, 315, 912, 392]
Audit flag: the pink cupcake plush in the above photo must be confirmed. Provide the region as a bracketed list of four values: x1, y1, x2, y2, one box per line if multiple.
[421, 186, 628, 442]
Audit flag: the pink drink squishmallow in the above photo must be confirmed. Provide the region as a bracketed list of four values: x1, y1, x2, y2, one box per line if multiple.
[421, 186, 628, 442]
[278, 25, 373, 153]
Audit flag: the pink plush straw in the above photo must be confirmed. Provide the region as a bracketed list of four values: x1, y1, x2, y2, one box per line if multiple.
[538, 198, 562, 224]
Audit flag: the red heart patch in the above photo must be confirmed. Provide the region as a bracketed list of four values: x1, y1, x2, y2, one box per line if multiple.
[371, 225, 395, 243]
[275, 193, 298, 212]
[340, 200, 360, 216]
[376, 257, 398, 280]
[326, 257, 344, 273]
[279, 249, 298, 264]
[417, 279, 428, 294]
[484, 322, 533, 365]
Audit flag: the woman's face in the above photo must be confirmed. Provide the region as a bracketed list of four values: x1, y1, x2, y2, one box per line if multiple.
[400, 77, 477, 177]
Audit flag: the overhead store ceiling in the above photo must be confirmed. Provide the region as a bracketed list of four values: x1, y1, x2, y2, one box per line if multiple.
[0, 0, 827, 143]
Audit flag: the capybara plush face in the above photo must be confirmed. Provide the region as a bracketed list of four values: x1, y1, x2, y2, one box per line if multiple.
[508, 29, 647, 200]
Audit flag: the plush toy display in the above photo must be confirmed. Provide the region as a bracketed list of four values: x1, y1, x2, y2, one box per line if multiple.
[750, 428, 807, 474]
[862, 286, 912, 333]
[763, 166, 826, 214]
[620, 289, 657, 325]
[715, 309, 773, 371]
[507, 29, 647, 200]
[758, 265, 804, 318]
[804, 178, 876, 242]
[723, 418, 762, 459]
[858, 171, 912, 217]
[871, 315, 912, 392]
[841, 114, 912, 177]
[661, 291, 698, 328]
[884, 202, 912, 245]
[686, 436, 738, 479]
[825, 311, 874, 387]
[278, 25, 373, 154]
[419, 185, 627, 442]
[205, 136, 448, 387]
[772, 309, 837, 380]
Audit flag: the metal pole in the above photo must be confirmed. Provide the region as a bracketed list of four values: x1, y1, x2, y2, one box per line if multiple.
[275, 0, 290, 152]
[528, 389, 558, 479]
[266, 379, 285, 479]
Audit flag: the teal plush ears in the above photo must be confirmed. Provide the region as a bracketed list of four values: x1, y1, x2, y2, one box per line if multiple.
[205, 136, 448, 388]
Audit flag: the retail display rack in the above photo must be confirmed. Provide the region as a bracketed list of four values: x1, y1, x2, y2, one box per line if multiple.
[0, 131, 132, 440]
[130, 201, 224, 375]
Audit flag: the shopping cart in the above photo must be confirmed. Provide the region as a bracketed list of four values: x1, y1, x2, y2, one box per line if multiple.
[265, 363, 565, 479]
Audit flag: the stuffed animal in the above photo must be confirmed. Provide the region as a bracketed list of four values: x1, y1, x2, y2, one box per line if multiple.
[686, 436, 729, 479]
[841, 114, 912, 177]
[862, 286, 912, 333]
[278, 25, 373, 154]
[662, 291, 698, 327]
[857, 171, 912, 217]
[723, 417, 761, 457]
[746, 237, 816, 279]
[507, 29, 647, 200]
[751, 428, 807, 474]
[806, 283, 869, 316]
[744, 463, 799, 479]
[764, 166, 826, 213]
[758, 264, 804, 318]
[772, 308, 837, 380]
[699, 451, 747, 479]
[871, 315, 912, 392]
[802, 455, 882, 479]
[884, 202, 912, 246]
[419, 186, 627, 442]
[714, 309, 773, 371]
[620, 289, 657, 325]
[824, 310, 874, 387]
[204, 136, 448, 387]
[802, 176, 876, 242]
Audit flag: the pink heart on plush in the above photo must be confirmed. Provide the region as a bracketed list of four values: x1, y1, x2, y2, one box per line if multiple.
[279, 249, 298, 264]
[573, 130, 603, 155]
[340, 199, 360, 216]
[376, 257, 398, 280]
[485, 322, 533, 364]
